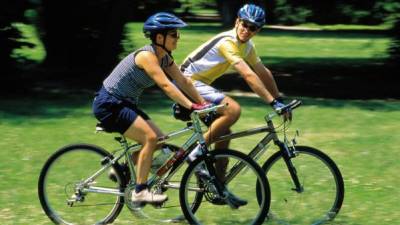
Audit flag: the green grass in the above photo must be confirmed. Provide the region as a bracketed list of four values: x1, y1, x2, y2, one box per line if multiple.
[121, 22, 391, 66]
[4, 21, 398, 224]
[289, 23, 392, 31]
[0, 92, 399, 224]
[12, 21, 391, 70]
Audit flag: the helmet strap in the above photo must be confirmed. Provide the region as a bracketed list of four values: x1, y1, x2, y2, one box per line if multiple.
[153, 32, 173, 58]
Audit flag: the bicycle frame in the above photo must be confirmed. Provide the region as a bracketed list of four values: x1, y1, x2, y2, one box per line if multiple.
[78, 105, 224, 197]
[221, 124, 303, 191]
[212, 100, 303, 191]
[80, 100, 302, 197]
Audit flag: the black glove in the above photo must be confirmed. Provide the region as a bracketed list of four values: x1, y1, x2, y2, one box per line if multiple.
[172, 103, 219, 125]
[172, 103, 192, 121]
[270, 97, 292, 121]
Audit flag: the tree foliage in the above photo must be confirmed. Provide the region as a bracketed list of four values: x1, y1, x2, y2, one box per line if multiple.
[271, 0, 398, 25]
[3, 0, 399, 80]
[388, 17, 400, 64]
[0, 0, 31, 75]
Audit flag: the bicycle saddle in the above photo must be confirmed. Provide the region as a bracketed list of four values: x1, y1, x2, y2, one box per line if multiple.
[95, 122, 113, 133]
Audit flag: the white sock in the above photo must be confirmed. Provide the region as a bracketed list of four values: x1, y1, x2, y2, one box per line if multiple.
[162, 146, 172, 154]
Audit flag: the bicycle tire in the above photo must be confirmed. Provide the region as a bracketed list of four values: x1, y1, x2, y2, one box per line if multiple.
[258, 146, 344, 224]
[38, 144, 126, 224]
[180, 149, 270, 225]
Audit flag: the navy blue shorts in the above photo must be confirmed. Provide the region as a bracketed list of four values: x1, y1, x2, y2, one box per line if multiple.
[92, 87, 150, 134]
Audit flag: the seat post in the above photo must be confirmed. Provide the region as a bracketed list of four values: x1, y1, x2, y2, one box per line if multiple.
[114, 135, 128, 147]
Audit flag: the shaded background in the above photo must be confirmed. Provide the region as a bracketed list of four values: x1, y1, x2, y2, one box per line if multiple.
[1, 0, 399, 99]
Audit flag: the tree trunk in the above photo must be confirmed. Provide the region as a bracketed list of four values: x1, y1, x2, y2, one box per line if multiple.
[216, 0, 243, 27]
[39, 0, 131, 76]
[95, 0, 131, 74]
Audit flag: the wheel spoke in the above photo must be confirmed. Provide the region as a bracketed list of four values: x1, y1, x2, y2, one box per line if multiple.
[38, 144, 124, 224]
[180, 150, 270, 225]
[260, 146, 344, 224]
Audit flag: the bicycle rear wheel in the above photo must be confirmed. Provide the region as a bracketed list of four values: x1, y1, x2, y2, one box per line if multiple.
[38, 144, 126, 224]
[180, 149, 270, 225]
[259, 146, 344, 224]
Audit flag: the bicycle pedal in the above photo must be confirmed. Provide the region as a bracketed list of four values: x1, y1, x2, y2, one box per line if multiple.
[66, 200, 74, 207]
[164, 215, 186, 223]
[131, 201, 146, 209]
[225, 197, 241, 209]
[151, 202, 164, 208]
[228, 196, 247, 208]
[291, 186, 304, 193]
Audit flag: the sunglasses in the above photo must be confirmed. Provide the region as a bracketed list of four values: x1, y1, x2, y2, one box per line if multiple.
[167, 31, 180, 39]
[240, 20, 259, 32]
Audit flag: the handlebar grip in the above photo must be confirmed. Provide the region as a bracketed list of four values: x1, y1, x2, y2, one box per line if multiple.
[276, 99, 302, 115]
[288, 99, 302, 110]
[192, 103, 227, 115]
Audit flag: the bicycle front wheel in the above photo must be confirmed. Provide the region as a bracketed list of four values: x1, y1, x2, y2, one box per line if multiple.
[180, 149, 270, 225]
[260, 146, 344, 224]
[38, 144, 126, 224]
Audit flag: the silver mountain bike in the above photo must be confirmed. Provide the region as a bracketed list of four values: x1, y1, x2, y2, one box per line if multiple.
[38, 104, 270, 225]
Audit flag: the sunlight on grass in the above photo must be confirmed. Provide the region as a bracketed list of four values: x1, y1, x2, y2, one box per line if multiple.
[12, 21, 391, 68]
[121, 22, 391, 64]
[11, 23, 46, 63]
[0, 93, 399, 224]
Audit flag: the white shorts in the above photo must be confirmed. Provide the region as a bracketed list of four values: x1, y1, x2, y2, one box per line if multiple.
[193, 80, 226, 104]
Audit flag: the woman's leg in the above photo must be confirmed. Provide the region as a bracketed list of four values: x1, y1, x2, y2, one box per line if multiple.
[130, 119, 164, 165]
[123, 116, 168, 203]
[123, 116, 158, 185]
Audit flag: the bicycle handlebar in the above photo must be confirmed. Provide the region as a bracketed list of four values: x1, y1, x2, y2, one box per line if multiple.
[189, 100, 301, 122]
[192, 103, 227, 116]
[267, 99, 302, 120]
[277, 99, 302, 114]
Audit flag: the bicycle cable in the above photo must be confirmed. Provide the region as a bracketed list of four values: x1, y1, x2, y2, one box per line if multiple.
[270, 116, 292, 135]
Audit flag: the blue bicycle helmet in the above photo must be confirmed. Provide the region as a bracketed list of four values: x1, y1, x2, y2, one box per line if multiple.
[237, 4, 266, 28]
[143, 12, 187, 37]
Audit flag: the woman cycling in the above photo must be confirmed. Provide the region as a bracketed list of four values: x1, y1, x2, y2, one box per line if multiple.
[92, 12, 207, 205]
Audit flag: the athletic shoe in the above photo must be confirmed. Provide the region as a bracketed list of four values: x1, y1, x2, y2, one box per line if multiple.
[131, 189, 168, 204]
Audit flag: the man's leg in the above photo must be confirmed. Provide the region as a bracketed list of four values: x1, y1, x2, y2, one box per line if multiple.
[204, 96, 241, 182]
[202, 98, 247, 207]
[204, 96, 241, 147]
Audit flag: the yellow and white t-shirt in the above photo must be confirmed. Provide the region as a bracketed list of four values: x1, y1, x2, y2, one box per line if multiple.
[180, 29, 261, 85]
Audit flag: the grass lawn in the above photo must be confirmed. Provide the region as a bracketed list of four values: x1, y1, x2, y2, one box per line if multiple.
[121, 22, 391, 66]
[0, 91, 399, 224]
[11, 21, 391, 70]
[2, 21, 398, 224]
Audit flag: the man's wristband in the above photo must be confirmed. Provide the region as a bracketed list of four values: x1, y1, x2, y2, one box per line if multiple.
[269, 99, 279, 107]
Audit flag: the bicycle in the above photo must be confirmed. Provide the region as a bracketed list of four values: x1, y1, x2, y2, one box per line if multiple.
[38, 104, 270, 225]
[209, 99, 345, 224]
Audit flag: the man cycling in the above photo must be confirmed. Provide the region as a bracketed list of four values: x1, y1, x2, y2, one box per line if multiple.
[179, 4, 291, 171]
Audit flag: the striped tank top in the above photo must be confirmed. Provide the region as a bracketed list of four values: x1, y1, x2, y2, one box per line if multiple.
[103, 44, 173, 104]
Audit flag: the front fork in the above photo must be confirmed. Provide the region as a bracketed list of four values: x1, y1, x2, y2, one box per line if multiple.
[276, 132, 304, 193]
